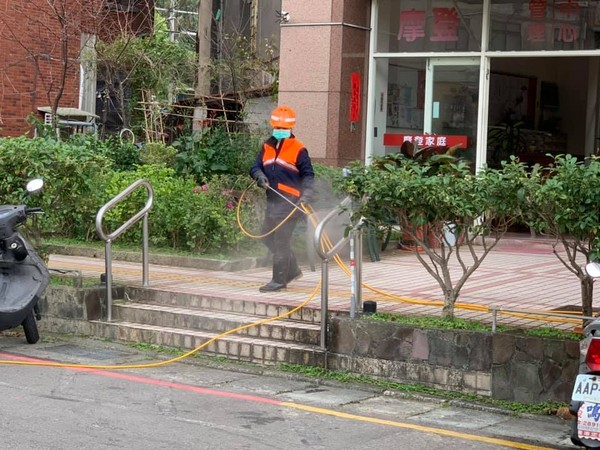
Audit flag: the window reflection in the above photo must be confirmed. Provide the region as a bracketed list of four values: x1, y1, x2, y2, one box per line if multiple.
[489, 1, 600, 51]
[377, 1, 483, 52]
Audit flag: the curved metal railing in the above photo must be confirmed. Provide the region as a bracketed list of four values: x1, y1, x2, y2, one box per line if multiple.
[313, 196, 363, 351]
[96, 179, 154, 321]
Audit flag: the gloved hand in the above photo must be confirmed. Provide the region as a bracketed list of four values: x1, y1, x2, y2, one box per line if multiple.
[299, 191, 314, 205]
[256, 175, 269, 189]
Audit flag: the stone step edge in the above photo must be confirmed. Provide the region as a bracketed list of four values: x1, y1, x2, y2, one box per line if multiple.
[113, 303, 322, 345]
[114, 302, 321, 331]
[124, 287, 326, 323]
[92, 320, 325, 365]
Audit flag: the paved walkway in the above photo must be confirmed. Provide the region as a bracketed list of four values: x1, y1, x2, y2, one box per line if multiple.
[47, 234, 595, 331]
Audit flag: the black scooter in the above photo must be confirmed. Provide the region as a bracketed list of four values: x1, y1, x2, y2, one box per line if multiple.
[0, 179, 48, 344]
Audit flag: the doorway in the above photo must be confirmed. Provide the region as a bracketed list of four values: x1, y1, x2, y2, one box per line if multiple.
[378, 57, 479, 163]
[425, 58, 479, 162]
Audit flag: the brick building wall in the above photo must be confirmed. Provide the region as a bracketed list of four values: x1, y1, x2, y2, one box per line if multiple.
[0, 1, 153, 137]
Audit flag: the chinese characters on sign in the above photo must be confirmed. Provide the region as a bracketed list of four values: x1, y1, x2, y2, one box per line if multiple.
[350, 73, 361, 123]
[397, 2, 582, 46]
[398, 8, 459, 43]
[430, 8, 459, 42]
[525, 0, 580, 44]
[397, 9, 426, 42]
[578, 402, 600, 440]
[383, 133, 468, 149]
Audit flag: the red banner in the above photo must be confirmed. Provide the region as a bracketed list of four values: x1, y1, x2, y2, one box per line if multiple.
[350, 73, 361, 122]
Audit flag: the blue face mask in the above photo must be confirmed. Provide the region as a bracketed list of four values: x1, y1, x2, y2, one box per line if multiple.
[273, 129, 291, 140]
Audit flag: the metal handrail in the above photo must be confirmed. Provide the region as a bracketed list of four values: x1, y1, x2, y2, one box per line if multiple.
[489, 306, 597, 332]
[313, 196, 363, 351]
[96, 179, 154, 321]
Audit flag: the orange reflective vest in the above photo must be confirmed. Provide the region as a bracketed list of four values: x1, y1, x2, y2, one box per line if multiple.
[260, 137, 306, 198]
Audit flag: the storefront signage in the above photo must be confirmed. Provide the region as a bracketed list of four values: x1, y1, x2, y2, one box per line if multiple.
[383, 133, 468, 149]
[397, 2, 582, 45]
[350, 73, 361, 122]
[525, 0, 581, 44]
[398, 7, 459, 43]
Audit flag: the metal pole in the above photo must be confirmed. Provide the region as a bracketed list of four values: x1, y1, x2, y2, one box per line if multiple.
[349, 230, 357, 318]
[355, 229, 363, 311]
[142, 214, 149, 287]
[492, 308, 497, 333]
[105, 240, 113, 321]
[320, 258, 329, 350]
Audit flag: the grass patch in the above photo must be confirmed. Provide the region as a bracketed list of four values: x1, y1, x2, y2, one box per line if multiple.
[128, 342, 185, 355]
[44, 236, 264, 260]
[368, 312, 498, 332]
[279, 363, 566, 416]
[50, 274, 101, 288]
[521, 326, 582, 341]
[367, 312, 582, 341]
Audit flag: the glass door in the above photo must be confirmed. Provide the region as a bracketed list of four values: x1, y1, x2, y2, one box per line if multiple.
[424, 58, 480, 163]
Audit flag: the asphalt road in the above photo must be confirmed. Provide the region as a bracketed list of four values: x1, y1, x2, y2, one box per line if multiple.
[0, 333, 575, 450]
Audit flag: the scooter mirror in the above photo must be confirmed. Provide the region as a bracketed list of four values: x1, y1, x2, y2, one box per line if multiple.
[26, 178, 44, 194]
[586, 262, 600, 278]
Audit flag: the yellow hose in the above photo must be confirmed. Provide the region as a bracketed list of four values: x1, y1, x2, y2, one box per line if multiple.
[0, 184, 580, 369]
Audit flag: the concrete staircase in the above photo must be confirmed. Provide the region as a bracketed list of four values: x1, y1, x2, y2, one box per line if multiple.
[89, 286, 327, 367]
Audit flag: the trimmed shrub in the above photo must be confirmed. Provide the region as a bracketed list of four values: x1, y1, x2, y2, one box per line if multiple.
[102, 165, 252, 253]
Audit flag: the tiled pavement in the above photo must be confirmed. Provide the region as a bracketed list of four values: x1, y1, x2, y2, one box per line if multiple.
[47, 234, 595, 331]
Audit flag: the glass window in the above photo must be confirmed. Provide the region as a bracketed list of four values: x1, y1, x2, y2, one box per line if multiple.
[376, 0, 484, 53]
[386, 59, 426, 131]
[489, 1, 600, 51]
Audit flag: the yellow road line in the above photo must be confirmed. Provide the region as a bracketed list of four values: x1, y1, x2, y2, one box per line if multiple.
[282, 402, 555, 450]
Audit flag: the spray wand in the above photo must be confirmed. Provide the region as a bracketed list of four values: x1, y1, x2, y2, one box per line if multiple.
[265, 184, 309, 215]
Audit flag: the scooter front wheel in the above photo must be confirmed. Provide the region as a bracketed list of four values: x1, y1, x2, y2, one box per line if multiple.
[21, 311, 39, 344]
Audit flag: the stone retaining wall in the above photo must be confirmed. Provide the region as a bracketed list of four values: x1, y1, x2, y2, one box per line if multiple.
[38, 286, 581, 404]
[329, 317, 580, 403]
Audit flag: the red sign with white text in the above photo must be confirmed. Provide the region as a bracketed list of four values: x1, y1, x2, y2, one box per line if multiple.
[383, 134, 468, 148]
[350, 73, 361, 122]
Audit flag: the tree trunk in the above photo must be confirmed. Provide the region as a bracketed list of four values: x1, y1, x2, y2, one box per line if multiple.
[441, 289, 456, 319]
[581, 276, 594, 317]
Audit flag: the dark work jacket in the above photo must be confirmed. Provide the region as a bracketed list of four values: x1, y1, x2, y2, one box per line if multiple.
[250, 135, 315, 218]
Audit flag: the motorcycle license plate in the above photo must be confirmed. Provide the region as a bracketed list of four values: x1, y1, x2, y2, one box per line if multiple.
[573, 374, 600, 403]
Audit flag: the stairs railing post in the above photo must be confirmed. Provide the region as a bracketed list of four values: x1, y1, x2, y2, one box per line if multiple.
[96, 179, 154, 320]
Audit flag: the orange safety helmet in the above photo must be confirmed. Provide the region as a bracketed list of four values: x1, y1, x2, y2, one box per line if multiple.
[270, 105, 296, 129]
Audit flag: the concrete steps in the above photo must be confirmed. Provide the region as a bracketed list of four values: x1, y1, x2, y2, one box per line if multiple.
[90, 286, 326, 366]
[112, 303, 321, 346]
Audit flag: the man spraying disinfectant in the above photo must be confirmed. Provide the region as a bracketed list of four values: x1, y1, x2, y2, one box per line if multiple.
[250, 105, 315, 292]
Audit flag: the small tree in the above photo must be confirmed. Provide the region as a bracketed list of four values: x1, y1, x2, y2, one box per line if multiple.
[209, 32, 278, 101]
[343, 155, 530, 318]
[528, 154, 600, 317]
[93, 13, 197, 136]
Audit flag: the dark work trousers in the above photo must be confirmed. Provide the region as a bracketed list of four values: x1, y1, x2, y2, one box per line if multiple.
[261, 211, 301, 284]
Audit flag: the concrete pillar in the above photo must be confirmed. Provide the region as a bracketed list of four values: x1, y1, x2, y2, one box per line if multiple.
[279, 0, 371, 166]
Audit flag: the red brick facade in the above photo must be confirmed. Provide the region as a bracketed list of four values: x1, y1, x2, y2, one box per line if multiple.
[0, 1, 153, 137]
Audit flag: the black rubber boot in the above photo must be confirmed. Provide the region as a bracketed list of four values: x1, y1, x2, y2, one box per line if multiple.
[259, 280, 287, 292]
[287, 255, 302, 283]
[259, 258, 288, 292]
